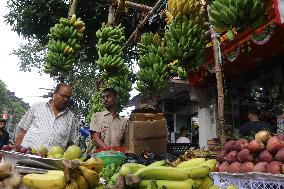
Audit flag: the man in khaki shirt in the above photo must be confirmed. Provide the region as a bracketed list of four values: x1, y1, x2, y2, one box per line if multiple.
[90, 88, 128, 149]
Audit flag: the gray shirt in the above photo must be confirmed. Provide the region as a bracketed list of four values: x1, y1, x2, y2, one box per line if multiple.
[18, 101, 79, 149]
[90, 110, 128, 147]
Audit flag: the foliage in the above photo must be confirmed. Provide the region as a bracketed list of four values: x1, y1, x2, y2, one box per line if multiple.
[11, 39, 46, 73]
[4, 0, 155, 118]
[0, 80, 27, 125]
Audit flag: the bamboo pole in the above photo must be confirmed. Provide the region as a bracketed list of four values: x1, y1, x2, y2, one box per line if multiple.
[207, 6, 226, 146]
[121, 0, 164, 51]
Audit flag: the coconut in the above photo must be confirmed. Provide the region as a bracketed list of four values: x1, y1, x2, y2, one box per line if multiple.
[2, 171, 21, 189]
[255, 131, 271, 144]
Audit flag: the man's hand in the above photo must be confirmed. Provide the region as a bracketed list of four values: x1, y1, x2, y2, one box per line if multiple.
[92, 132, 108, 149]
[15, 128, 26, 146]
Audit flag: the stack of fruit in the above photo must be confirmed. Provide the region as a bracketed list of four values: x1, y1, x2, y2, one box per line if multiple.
[108, 158, 220, 189]
[0, 161, 21, 188]
[23, 157, 104, 189]
[89, 23, 132, 114]
[216, 131, 284, 174]
[2, 144, 82, 160]
[171, 147, 218, 166]
[44, 14, 85, 77]
[209, 0, 267, 37]
[136, 32, 170, 96]
[164, 0, 207, 72]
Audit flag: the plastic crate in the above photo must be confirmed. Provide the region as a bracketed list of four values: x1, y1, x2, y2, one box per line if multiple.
[211, 172, 284, 189]
[167, 143, 191, 156]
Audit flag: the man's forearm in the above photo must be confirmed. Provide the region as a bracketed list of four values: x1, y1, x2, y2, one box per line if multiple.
[93, 132, 108, 149]
[15, 128, 26, 146]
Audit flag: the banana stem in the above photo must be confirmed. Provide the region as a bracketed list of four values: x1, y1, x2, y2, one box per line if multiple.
[68, 0, 79, 18]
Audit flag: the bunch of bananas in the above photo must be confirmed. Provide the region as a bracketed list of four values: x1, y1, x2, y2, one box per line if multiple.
[209, 0, 266, 33]
[44, 14, 85, 77]
[136, 32, 169, 97]
[164, 0, 207, 74]
[171, 147, 219, 166]
[95, 23, 128, 77]
[107, 75, 132, 107]
[114, 158, 218, 189]
[88, 90, 105, 118]
[165, 16, 207, 71]
[166, 0, 205, 23]
[88, 23, 133, 116]
[23, 158, 104, 189]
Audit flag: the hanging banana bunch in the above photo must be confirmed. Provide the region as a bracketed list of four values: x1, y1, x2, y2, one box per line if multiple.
[165, 0, 207, 72]
[107, 75, 132, 109]
[95, 23, 128, 78]
[44, 14, 85, 77]
[87, 89, 105, 122]
[88, 23, 133, 115]
[209, 0, 267, 35]
[136, 32, 170, 97]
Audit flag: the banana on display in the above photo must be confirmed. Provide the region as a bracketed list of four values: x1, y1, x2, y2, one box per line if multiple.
[164, 0, 208, 74]
[209, 0, 266, 33]
[95, 23, 127, 77]
[23, 158, 104, 189]
[44, 14, 85, 77]
[89, 23, 133, 115]
[136, 32, 170, 97]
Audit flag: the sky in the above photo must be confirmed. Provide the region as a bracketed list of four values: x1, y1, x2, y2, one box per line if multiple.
[0, 0, 138, 115]
[0, 0, 55, 106]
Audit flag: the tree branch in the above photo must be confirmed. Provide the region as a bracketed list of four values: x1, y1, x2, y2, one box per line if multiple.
[121, 0, 164, 51]
[98, 0, 152, 12]
[125, 1, 152, 12]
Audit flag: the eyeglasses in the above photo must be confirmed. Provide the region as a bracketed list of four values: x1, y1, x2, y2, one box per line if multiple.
[58, 92, 71, 100]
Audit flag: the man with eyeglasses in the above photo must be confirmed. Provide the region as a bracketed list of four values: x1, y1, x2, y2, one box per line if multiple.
[15, 83, 79, 150]
[90, 88, 128, 149]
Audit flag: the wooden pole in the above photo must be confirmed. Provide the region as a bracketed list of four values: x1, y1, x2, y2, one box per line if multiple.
[121, 0, 164, 51]
[207, 6, 226, 146]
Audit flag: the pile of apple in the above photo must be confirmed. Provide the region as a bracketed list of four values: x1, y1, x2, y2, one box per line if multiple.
[216, 131, 284, 174]
[1, 144, 81, 160]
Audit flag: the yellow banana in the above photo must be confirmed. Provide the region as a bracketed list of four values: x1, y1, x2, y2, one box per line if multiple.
[70, 14, 76, 24]
[23, 173, 67, 189]
[65, 179, 78, 189]
[197, 176, 213, 189]
[75, 175, 88, 189]
[81, 158, 104, 173]
[78, 26, 85, 33]
[134, 166, 188, 181]
[140, 179, 193, 189]
[176, 158, 206, 168]
[79, 166, 99, 188]
[73, 21, 84, 27]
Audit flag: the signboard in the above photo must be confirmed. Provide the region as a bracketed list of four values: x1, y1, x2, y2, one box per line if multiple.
[274, 0, 284, 24]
